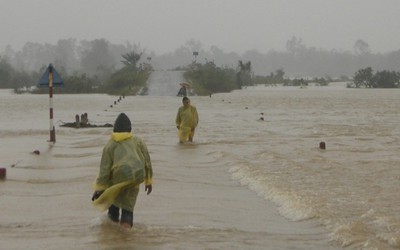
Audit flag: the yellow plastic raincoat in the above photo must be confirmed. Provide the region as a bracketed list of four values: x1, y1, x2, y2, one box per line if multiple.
[175, 105, 199, 142]
[92, 132, 153, 211]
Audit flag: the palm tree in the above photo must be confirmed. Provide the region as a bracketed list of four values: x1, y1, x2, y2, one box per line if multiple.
[121, 51, 142, 69]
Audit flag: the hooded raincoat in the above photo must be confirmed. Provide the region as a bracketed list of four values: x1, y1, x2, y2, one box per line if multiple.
[92, 132, 153, 212]
[175, 105, 199, 142]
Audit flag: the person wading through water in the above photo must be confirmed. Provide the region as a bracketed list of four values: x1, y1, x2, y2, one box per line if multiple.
[175, 97, 199, 143]
[91, 113, 153, 228]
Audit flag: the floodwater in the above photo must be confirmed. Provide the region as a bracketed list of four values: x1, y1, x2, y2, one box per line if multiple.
[0, 71, 399, 249]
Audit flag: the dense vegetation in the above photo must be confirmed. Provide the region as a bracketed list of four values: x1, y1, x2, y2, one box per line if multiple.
[183, 60, 253, 95]
[31, 73, 97, 94]
[1, 37, 399, 95]
[2, 48, 151, 95]
[2, 37, 400, 78]
[349, 67, 400, 88]
[0, 39, 152, 95]
[252, 68, 338, 86]
[182, 59, 400, 95]
[184, 62, 339, 95]
[0, 56, 41, 90]
[102, 64, 151, 95]
[183, 62, 237, 95]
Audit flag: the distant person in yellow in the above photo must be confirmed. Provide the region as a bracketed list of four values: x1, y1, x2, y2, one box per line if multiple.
[91, 113, 153, 229]
[175, 97, 199, 143]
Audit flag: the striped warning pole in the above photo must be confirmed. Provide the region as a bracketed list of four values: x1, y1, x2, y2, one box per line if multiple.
[49, 64, 56, 143]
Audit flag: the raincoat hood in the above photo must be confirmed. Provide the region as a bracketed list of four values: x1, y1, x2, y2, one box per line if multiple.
[111, 132, 132, 142]
[113, 113, 132, 132]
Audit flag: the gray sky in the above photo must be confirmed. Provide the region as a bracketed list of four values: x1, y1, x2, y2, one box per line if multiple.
[1, 0, 400, 54]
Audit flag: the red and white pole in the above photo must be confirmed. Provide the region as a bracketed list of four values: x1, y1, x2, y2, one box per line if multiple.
[49, 65, 56, 143]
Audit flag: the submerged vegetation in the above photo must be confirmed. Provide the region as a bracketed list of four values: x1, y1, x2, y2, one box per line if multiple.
[184, 63, 340, 95]
[183, 62, 249, 95]
[183, 57, 398, 94]
[31, 58, 151, 95]
[182, 59, 258, 95]
[349, 67, 400, 88]
[102, 64, 151, 95]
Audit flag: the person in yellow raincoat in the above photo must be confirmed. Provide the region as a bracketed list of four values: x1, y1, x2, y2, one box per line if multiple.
[91, 113, 153, 228]
[175, 97, 199, 143]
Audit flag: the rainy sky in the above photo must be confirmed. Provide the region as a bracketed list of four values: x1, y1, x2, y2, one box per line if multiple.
[1, 0, 400, 54]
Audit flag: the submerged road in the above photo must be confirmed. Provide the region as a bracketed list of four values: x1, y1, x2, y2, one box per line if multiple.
[146, 70, 184, 96]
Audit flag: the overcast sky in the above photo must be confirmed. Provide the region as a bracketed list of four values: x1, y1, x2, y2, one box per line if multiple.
[1, 0, 399, 54]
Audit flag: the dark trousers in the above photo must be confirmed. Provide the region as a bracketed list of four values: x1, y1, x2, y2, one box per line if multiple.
[108, 204, 133, 227]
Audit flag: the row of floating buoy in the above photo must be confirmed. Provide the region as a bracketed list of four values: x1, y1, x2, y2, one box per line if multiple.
[1, 97, 131, 180]
[244, 106, 326, 149]
[0, 150, 41, 180]
[259, 112, 264, 121]
[106, 95, 125, 110]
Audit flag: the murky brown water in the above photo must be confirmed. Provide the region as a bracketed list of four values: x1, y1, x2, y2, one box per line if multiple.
[0, 75, 399, 249]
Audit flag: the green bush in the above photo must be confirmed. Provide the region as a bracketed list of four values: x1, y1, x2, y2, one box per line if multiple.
[102, 65, 151, 95]
[184, 62, 240, 95]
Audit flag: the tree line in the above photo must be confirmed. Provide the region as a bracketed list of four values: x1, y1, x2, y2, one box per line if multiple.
[184, 63, 398, 96]
[2, 37, 400, 77]
[1, 37, 400, 94]
[1, 39, 153, 94]
[349, 67, 400, 88]
[183, 61, 339, 95]
[5, 48, 151, 95]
